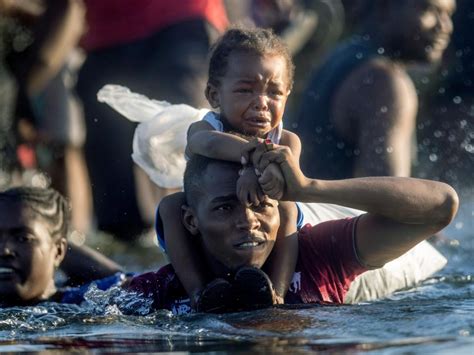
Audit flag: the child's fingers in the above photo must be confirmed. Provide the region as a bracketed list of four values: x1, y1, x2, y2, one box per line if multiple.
[249, 190, 261, 206]
[241, 138, 262, 165]
[264, 186, 284, 200]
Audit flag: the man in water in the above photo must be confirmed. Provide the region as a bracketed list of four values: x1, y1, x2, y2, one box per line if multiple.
[293, 0, 456, 179]
[128, 143, 458, 314]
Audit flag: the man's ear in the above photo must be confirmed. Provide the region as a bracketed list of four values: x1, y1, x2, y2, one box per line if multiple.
[181, 205, 200, 236]
[54, 237, 67, 268]
[205, 83, 220, 109]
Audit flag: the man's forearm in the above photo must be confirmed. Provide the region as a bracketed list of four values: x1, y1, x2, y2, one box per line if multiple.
[300, 177, 458, 226]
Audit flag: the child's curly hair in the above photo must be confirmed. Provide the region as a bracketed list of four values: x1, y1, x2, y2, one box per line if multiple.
[208, 26, 295, 91]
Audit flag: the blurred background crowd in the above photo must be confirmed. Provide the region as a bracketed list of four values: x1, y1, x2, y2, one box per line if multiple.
[0, 0, 472, 263]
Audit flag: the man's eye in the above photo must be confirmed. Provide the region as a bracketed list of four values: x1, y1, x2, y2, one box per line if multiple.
[254, 202, 273, 211]
[16, 233, 33, 243]
[235, 88, 252, 93]
[215, 204, 232, 212]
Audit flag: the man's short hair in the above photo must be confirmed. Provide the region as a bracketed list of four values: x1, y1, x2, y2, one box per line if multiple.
[183, 155, 239, 208]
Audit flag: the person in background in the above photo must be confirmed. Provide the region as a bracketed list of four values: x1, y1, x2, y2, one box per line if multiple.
[1, 0, 92, 233]
[76, 0, 229, 240]
[293, 0, 456, 180]
[0, 186, 123, 307]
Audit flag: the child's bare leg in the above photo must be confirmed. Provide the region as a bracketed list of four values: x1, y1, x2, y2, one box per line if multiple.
[262, 201, 298, 304]
[159, 192, 209, 306]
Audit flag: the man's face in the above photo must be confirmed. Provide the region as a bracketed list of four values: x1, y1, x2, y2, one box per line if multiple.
[207, 51, 290, 138]
[184, 162, 280, 273]
[0, 201, 65, 305]
[386, 0, 456, 62]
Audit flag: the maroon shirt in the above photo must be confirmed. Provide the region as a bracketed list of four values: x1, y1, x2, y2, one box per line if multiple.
[129, 217, 366, 315]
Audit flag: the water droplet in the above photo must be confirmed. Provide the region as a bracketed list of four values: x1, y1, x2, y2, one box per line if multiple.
[429, 153, 438, 162]
[31, 172, 50, 188]
[438, 87, 446, 94]
[453, 96, 462, 104]
[433, 130, 443, 138]
[377, 47, 385, 54]
[70, 230, 86, 246]
[421, 76, 430, 84]
[380, 106, 388, 113]
[375, 147, 383, 154]
[356, 52, 363, 59]
[455, 222, 463, 230]
[386, 146, 393, 153]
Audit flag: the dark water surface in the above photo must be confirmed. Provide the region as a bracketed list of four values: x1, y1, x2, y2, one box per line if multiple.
[1, 204, 473, 354]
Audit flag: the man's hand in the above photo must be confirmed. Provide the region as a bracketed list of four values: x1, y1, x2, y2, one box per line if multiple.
[256, 145, 309, 201]
[237, 167, 266, 206]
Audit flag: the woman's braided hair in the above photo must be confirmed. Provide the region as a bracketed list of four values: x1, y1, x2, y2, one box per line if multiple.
[208, 26, 295, 91]
[0, 186, 70, 240]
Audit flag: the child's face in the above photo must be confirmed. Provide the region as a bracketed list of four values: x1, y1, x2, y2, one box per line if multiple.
[0, 201, 66, 305]
[207, 51, 290, 138]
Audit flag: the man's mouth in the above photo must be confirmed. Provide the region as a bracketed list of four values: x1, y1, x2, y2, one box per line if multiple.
[0, 267, 15, 280]
[234, 238, 265, 250]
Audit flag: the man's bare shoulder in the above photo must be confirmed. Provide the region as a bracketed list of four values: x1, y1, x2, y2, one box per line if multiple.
[342, 57, 414, 95]
[333, 57, 417, 122]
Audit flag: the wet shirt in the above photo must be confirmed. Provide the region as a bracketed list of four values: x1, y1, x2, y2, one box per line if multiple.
[128, 217, 366, 315]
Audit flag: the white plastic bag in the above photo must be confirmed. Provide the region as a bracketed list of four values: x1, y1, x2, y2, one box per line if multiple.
[97, 85, 209, 188]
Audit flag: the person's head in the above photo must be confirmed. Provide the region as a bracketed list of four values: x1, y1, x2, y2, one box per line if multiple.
[182, 155, 280, 276]
[205, 26, 295, 138]
[369, 0, 456, 63]
[0, 187, 69, 305]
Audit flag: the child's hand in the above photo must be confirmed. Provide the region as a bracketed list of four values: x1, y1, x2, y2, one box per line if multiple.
[258, 163, 285, 200]
[241, 138, 275, 173]
[237, 167, 265, 206]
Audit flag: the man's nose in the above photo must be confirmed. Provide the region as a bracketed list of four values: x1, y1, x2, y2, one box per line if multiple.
[437, 11, 453, 34]
[0, 237, 16, 257]
[236, 207, 261, 231]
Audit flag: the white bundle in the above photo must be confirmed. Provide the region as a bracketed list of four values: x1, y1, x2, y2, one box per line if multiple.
[97, 85, 210, 188]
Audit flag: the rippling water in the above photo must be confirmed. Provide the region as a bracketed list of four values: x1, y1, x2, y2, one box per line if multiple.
[1, 204, 473, 353]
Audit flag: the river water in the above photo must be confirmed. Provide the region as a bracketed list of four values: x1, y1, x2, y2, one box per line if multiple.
[0, 202, 473, 354]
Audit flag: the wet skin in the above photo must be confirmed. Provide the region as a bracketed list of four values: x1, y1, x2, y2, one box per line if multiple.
[384, 0, 456, 62]
[208, 51, 290, 138]
[0, 201, 66, 305]
[182, 162, 280, 276]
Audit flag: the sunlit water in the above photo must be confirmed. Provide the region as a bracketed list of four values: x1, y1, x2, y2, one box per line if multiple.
[1, 203, 473, 354]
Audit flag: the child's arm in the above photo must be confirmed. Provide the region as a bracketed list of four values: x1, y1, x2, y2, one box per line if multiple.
[159, 192, 210, 307]
[259, 130, 302, 303]
[187, 120, 266, 206]
[185, 120, 250, 162]
[262, 201, 299, 303]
